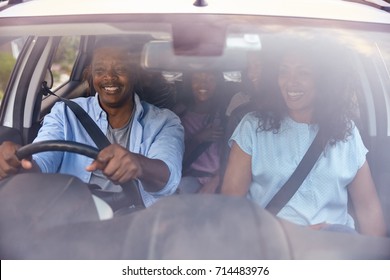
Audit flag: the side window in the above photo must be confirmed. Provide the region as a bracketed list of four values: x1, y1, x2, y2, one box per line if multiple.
[50, 36, 81, 90]
[0, 37, 25, 102]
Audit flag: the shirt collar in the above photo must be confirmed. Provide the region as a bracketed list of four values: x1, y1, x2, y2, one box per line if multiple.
[132, 93, 145, 121]
[92, 92, 144, 122]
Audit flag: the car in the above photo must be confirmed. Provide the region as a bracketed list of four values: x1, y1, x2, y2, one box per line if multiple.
[0, 0, 390, 262]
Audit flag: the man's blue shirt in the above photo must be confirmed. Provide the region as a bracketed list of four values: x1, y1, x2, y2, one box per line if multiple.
[33, 93, 184, 207]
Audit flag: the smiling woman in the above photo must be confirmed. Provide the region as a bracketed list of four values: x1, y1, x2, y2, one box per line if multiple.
[270, 37, 359, 141]
[174, 70, 226, 194]
[277, 51, 317, 124]
[221, 35, 387, 237]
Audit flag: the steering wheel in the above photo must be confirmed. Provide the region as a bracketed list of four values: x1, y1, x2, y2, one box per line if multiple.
[15, 140, 145, 212]
[16, 140, 99, 160]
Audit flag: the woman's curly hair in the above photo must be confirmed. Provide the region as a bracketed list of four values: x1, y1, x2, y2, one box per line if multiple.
[254, 35, 358, 147]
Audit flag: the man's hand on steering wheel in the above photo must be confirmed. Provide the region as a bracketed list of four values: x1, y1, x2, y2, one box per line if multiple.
[86, 144, 142, 185]
[0, 141, 34, 179]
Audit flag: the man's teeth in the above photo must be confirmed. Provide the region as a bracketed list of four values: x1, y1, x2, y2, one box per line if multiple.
[287, 91, 304, 97]
[104, 86, 119, 91]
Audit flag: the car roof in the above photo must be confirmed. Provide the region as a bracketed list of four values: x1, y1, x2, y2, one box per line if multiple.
[0, 0, 389, 24]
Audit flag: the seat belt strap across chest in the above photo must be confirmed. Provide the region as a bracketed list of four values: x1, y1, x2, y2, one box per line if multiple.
[62, 98, 111, 149]
[265, 130, 324, 215]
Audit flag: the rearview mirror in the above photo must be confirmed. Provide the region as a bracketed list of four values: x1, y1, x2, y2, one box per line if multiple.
[141, 40, 255, 72]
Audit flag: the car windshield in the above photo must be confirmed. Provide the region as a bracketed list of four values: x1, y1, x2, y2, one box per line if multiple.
[0, 0, 390, 277]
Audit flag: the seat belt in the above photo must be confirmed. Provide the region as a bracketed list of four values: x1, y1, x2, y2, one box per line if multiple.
[181, 108, 224, 173]
[182, 141, 212, 172]
[265, 130, 324, 215]
[40, 81, 145, 211]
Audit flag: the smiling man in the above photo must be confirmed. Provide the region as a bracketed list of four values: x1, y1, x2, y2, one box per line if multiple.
[0, 37, 185, 208]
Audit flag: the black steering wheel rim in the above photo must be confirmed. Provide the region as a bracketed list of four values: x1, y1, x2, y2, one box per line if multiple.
[16, 140, 99, 160]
